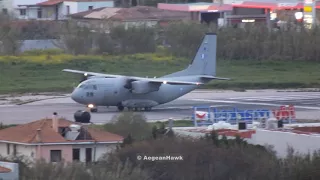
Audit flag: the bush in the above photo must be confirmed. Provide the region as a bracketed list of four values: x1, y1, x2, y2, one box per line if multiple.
[103, 112, 152, 141]
[4, 133, 320, 179]
[21, 49, 64, 56]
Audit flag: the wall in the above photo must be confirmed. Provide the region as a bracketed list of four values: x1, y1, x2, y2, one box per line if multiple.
[77, 1, 114, 12]
[13, 0, 44, 7]
[0, 0, 14, 13]
[0, 143, 35, 161]
[124, 21, 157, 29]
[0, 161, 19, 180]
[20, 39, 61, 52]
[62, 1, 78, 16]
[23, 7, 39, 19]
[72, 143, 118, 162]
[247, 129, 320, 157]
[36, 145, 73, 163]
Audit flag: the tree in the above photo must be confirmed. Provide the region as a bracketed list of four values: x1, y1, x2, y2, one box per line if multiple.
[53, 20, 94, 55]
[152, 125, 157, 139]
[104, 112, 152, 141]
[163, 21, 214, 57]
[109, 24, 156, 54]
[0, 13, 22, 55]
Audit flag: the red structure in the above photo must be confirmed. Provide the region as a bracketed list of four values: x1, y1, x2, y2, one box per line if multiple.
[157, 1, 320, 26]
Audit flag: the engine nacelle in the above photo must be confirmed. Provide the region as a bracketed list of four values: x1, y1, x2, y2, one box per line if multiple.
[131, 81, 160, 94]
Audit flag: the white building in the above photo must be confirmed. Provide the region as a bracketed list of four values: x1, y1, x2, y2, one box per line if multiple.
[0, 0, 114, 20]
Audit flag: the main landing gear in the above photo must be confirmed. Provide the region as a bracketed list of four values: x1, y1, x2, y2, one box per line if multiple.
[127, 107, 152, 112]
[117, 104, 125, 111]
[87, 103, 152, 112]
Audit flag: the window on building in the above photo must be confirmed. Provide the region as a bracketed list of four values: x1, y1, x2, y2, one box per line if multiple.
[2, 8, 7, 14]
[20, 9, 26, 16]
[50, 150, 62, 162]
[13, 144, 17, 156]
[72, 148, 80, 161]
[66, 5, 70, 15]
[37, 8, 42, 18]
[6, 144, 10, 155]
[88, 6, 93, 10]
[85, 148, 92, 163]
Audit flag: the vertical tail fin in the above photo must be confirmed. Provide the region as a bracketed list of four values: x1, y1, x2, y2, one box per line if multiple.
[163, 33, 217, 77]
[187, 33, 217, 76]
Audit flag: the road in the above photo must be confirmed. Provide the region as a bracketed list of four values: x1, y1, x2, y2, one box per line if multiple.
[1, 89, 320, 124]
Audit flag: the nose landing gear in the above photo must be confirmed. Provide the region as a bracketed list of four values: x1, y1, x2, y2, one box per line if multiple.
[87, 104, 98, 113]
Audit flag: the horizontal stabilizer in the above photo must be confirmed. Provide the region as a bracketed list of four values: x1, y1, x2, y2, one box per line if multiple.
[199, 75, 230, 80]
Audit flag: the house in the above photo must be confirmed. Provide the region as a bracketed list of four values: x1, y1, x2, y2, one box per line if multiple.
[0, 161, 19, 180]
[3, 0, 114, 20]
[68, 6, 191, 30]
[0, 114, 123, 163]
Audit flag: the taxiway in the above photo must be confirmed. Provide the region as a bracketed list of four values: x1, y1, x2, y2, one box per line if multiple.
[1, 89, 320, 124]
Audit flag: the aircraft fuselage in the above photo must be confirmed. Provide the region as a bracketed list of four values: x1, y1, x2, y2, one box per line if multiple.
[71, 76, 204, 108]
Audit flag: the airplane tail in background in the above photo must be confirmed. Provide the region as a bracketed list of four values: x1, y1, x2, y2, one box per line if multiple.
[163, 33, 220, 78]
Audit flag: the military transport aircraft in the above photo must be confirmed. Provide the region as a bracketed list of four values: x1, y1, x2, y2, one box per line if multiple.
[63, 33, 229, 112]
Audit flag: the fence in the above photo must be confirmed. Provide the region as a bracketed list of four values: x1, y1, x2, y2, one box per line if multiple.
[192, 105, 296, 127]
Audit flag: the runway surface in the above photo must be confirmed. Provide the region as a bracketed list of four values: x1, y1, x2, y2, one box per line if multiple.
[1, 89, 320, 124]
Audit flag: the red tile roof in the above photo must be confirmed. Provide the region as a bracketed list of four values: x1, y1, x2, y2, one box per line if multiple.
[37, 0, 112, 5]
[37, 0, 63, 6]
[0, 166, 11, 173]
[69, 6, 190, 21]
[0, 118, 123, 144]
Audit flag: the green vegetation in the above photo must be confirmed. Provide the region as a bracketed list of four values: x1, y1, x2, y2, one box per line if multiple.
[3, 112, 320, 179]
[1, 52, 320, 94]
[149, 119, 194, 127]
[1, 19, 320, 93]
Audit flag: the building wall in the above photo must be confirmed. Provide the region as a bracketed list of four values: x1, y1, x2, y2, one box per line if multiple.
[15, 0, 114, 20]
[63, 1, 78, 15]
[13, 0, 44, 7]
[124, 20, 158, 29]
[0, 0, 14, 13]
[71, 143, 118, 162]
[36, 145, 73, 162]
[77, 1, 114, 12]
[0, 143, 35, 161]
[21, 7, 39, 19]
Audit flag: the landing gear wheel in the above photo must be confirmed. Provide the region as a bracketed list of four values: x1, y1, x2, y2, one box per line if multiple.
[90, 108, 98, 113]
[127, 107, 133, 111]
[117, 105, 124, 111]
[134, 107, 139, 111]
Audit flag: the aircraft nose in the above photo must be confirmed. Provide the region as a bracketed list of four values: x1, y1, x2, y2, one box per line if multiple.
[71, 89, 81, 103]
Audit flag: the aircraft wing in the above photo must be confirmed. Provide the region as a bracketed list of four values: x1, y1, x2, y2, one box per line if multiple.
[199, 75, 231, 80]
[62, 69, 203, 85]
[63, 69, 121, 78]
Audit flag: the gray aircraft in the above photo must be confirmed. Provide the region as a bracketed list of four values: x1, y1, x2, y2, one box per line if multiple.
[63, 33, 229, 112]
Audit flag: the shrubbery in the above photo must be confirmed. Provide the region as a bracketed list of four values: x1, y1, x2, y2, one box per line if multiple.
[3, 112, 320, 179]
[2, 18, 320, 61]
[5, 132, 320, 180]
